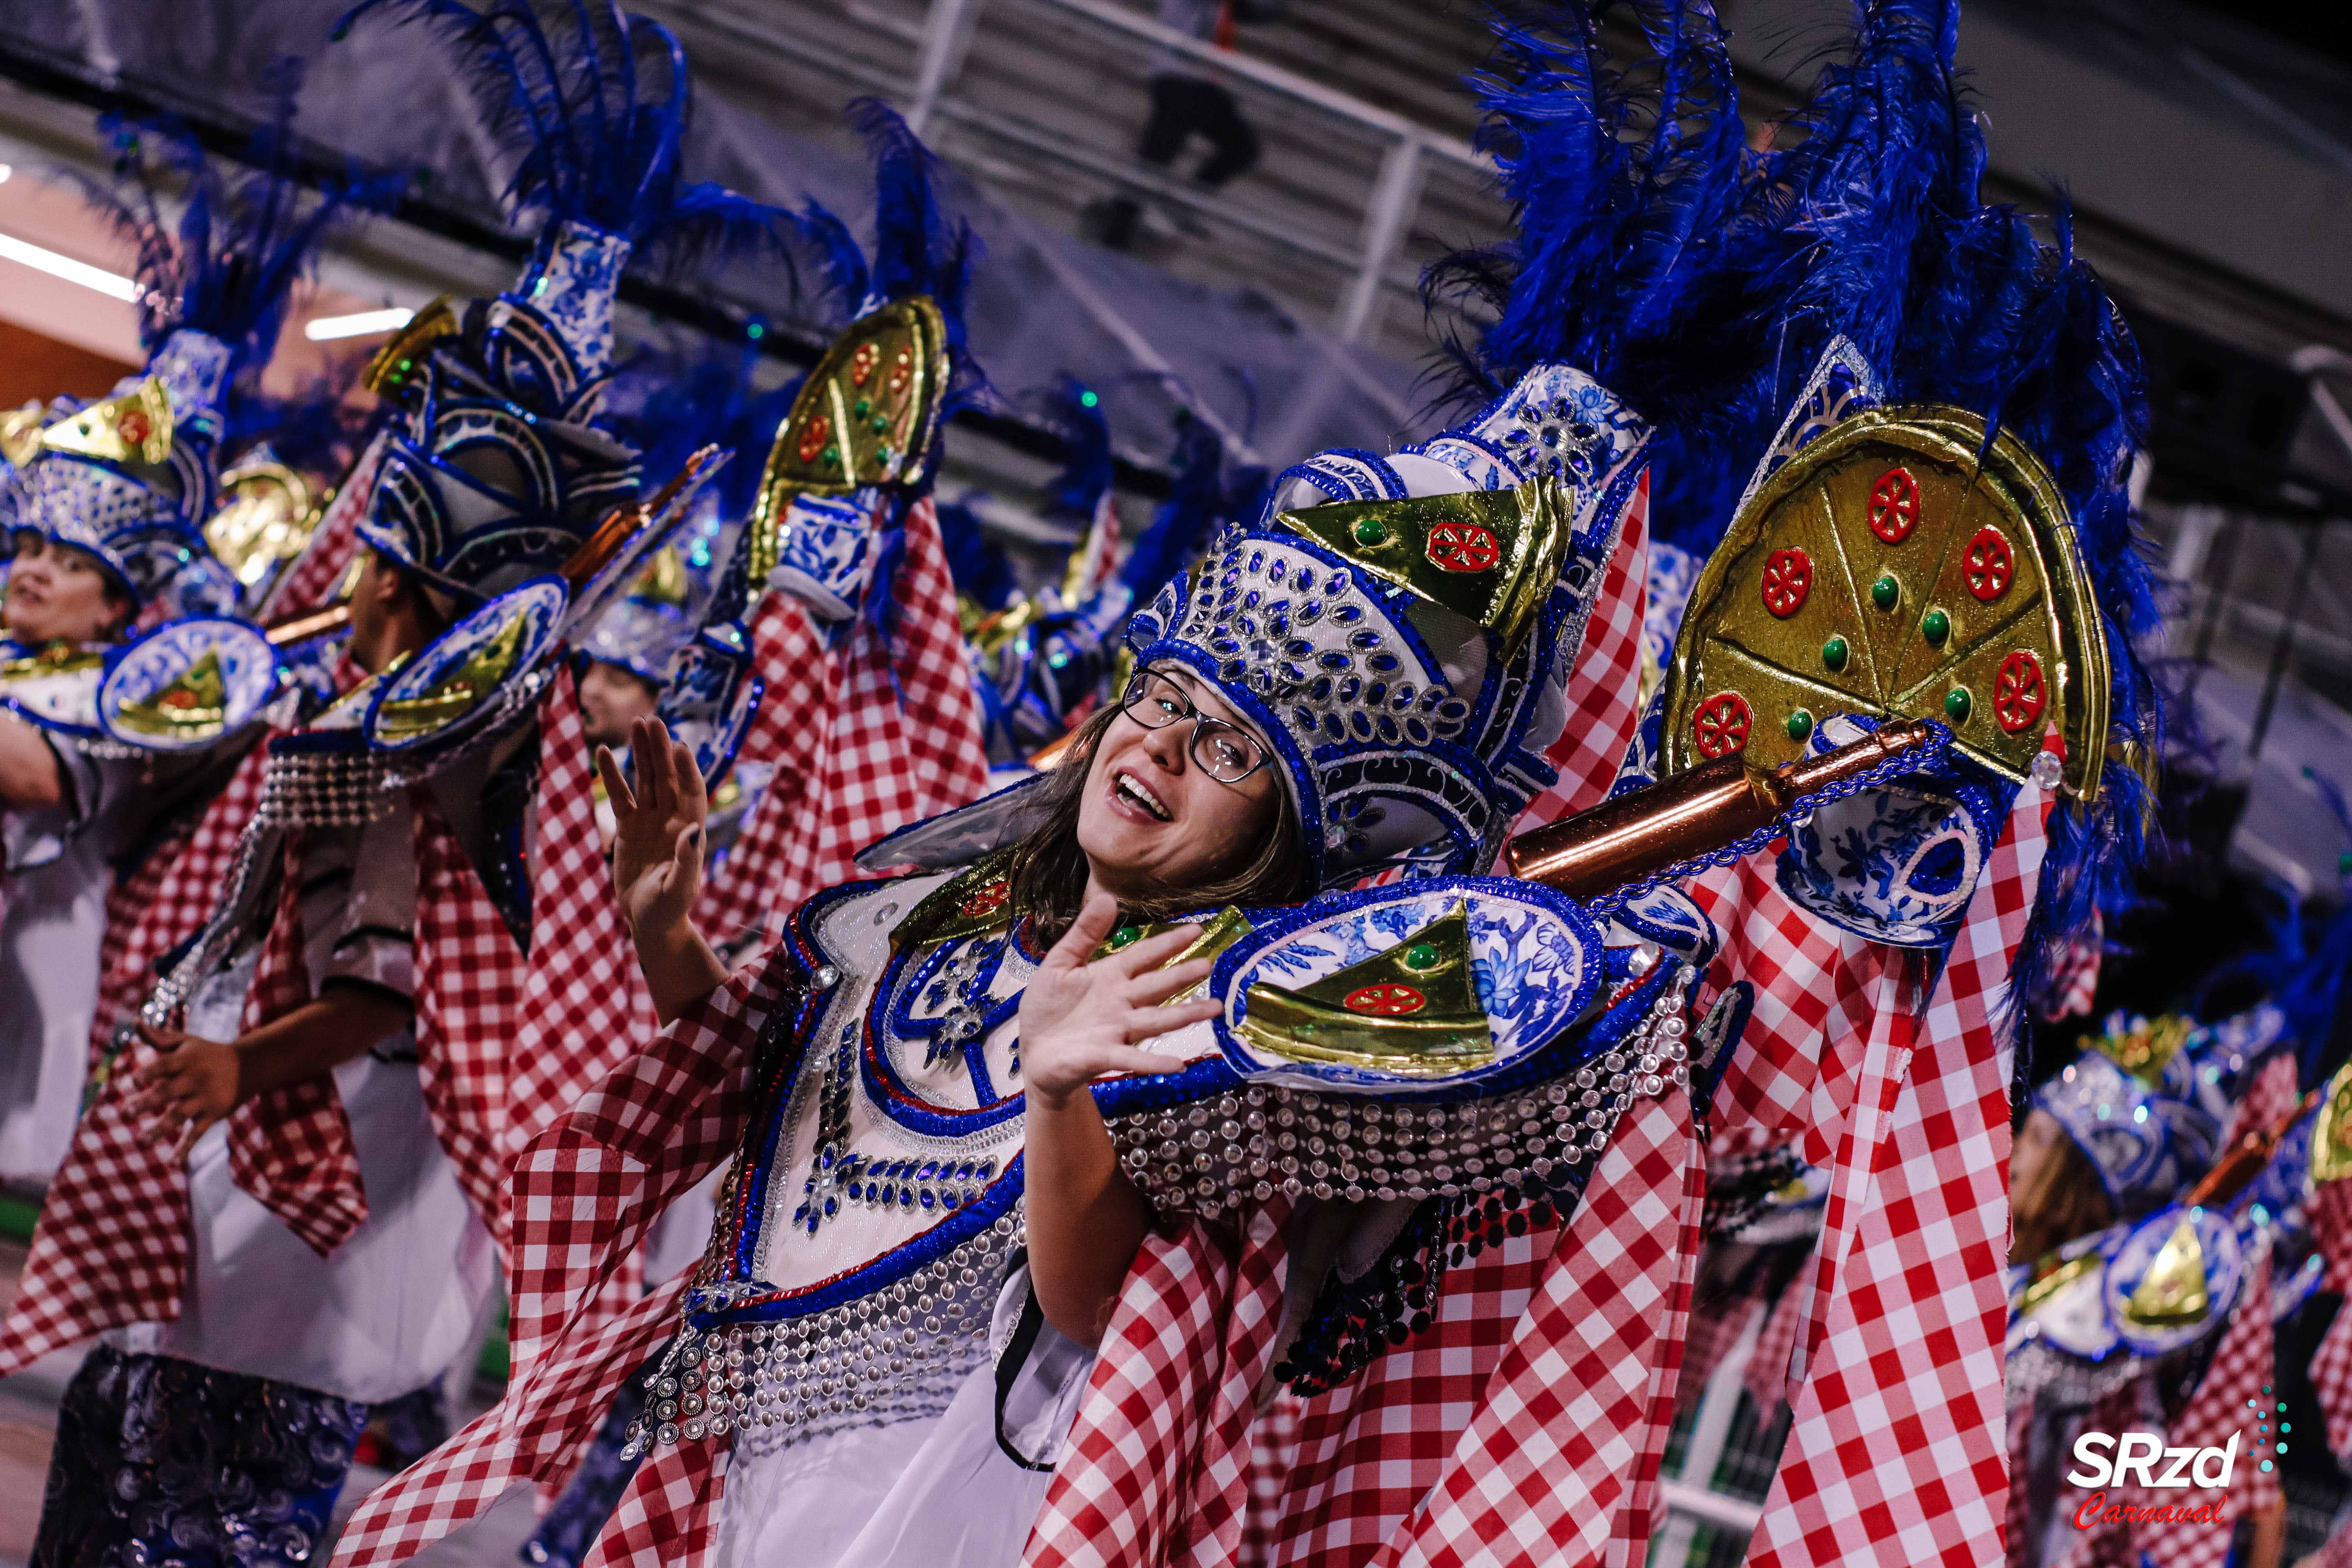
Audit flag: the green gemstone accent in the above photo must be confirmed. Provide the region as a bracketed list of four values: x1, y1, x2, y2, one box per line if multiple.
[1402, 942, 1441, 971]
[871, 415, 890, 434]
[1108, 925, 1142, 949]
[821, 445, 840, 465]
[2337, 851, 2351, 875]
[1822, 636, 1848, 672]
[1871, 574, 1899, 611]
[1945, 686, 1972, 723]
[854, 397, 872, 416]
[1351, 516, 1390, 547]
[1787, 708, 1813, 742]
[1923, 608, 1951, 645]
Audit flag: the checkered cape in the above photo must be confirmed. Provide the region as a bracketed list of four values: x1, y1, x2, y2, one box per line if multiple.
[257, 426, 388, 620]
[83, 738, 274, 1073]
[2305, 1178, 2352, 1460]
[697, 497, 989, 946]
[1742, 1273, 1807, 1419]
[330, 951, 777, 1568]
[0, 668, 650, 1374]
[2142, 1239, 2278, 1568]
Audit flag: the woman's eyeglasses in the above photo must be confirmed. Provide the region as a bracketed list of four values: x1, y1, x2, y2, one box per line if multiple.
[1119, 668, 1272, 784]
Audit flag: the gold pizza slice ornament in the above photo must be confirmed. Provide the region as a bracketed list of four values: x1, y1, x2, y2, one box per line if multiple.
[1659, 407, 2109, 799]
[1241, 902, 1495, 1076]
[205, 458, 321, 590]
[37, 378, 174, 468]
[748, 298, 951, 583]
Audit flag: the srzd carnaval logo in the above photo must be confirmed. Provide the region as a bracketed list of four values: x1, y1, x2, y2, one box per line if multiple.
[2064, 1432, 2254, 1530]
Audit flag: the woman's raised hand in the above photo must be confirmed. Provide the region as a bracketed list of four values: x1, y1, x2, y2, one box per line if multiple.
[1017, 889, 1221, 1110]
[597, 716, 708, 940]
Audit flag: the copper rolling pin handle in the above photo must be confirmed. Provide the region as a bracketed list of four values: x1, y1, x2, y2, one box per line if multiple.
[1502, 718, 1939, 899]
[263, 601, 353, 648]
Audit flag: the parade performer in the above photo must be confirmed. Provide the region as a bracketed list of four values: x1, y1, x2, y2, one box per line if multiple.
[0, 8, 778, 1561]
[0, 109, 386, 1187]
[341, 4, 2160, 1566]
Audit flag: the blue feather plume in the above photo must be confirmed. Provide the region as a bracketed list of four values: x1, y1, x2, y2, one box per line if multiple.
[333, 0, 785, 270]
[1119, 410, 1252, 607]
[1036, 376, 1113, 526]
[78, 72, 402, 374]
[933, 500, 1020, 613]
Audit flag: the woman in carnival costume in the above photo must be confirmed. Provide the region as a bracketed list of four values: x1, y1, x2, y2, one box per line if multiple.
[0, 9, 781, 1563]
[343, 3, 2162, 1567]
[0, 107, 389, 1187]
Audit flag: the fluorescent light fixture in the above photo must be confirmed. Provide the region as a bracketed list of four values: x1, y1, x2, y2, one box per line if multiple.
[0, 164, 13, 183]
[0, 230, 138, 301]
[305, 307, 415, 341]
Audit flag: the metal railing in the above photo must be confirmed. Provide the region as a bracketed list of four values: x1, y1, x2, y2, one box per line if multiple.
[660, 0, 1491, 344]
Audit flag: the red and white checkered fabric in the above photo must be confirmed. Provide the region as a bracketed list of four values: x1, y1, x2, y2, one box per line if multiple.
[1067, 490, 1124, 600]
[2002, 1395, 2036, 1568]
[331, 946, 778, 1568]
[1512, 472, 1649, 835]
[2144, 1240, 2277, 1568]
[1025, 1199, 1292, 1568]
[1376, 1089, 1703, 1568]
[768, 498, 991, 907]
[1743, 791, 2049, 1568]
[2219, 1050, 2299, 1157]
[1242, 1391, 1307, 1567]
[2047, 1383, 2151, 1568]
[1742, 1278, 1805, 1419]
[2036, 909, 2102, 1024]
[695, 593, 834, 947]
[2307, 1179, 2352, 1459]
[258, 426, 388, 619]
[83, 740, 273, 1071]
[225, 829, 370, 1255]
[503, 668, 659, 1212]
[409, 790, 528, 1230]
[1677, 1294, 1761, 1420]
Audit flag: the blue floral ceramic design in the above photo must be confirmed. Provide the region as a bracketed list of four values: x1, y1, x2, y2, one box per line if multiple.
[774, 490, 881, 621]
[1213, 875, 1603, 1093]
[98, 615, 278, 751]
[364, 577, 566, 755]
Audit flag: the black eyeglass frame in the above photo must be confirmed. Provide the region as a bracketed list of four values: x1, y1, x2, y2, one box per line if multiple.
[1117, 665, 1275, 784]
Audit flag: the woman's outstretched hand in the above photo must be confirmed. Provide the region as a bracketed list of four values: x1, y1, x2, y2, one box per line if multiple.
[599, 716, 708, 941]
[599, 716, 730, 1023]
[1018, 889, 1220, 1109]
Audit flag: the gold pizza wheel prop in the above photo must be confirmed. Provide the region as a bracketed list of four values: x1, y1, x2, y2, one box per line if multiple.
[205, 457, 321, 590]
[1660, 406, 2109, 798]
[748, 297, 951, 581]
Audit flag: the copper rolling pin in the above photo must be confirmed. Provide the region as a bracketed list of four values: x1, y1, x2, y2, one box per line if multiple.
[1502, 717, 1940, 898]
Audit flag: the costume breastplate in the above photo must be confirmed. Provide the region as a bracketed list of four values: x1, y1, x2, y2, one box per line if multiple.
[632, 863, 1747, 1461]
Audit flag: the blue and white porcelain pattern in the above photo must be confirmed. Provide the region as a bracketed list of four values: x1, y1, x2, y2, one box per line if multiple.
[2006, 1225, 2127, 1364]
[1728, 337, 1885, 525]
[771, 491, 882, 623]
[658, 622, 762, 789]
[97, 616, 278, 751]
[1641, 539, 1700, 677]
[524, 222, 632, 389]
[0, 642, 105, 739]
[1776, 715, 2011, 947]
[363, 577, 568, 756]
[1211, 878, 1604, 1094]
[2103, 1203, 2246, 1357]
[1405, 364, 1651, 495]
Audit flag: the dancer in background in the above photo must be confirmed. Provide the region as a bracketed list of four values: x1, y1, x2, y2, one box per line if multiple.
[1, 106, 389, 1189]
[0, 8, 781, 1563]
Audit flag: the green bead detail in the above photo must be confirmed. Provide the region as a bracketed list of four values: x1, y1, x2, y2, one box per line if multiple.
[871, 415, 890, 434]
[2337, 851, 2351, 875]
[1871, 574, 1899, 611]
[1923, 608, 1951, 645]
[854, 397, 872, 417]
[1402, 942, 1441, 971]
[1945, 686, 1972, 723]
[1821, 636, 1849, 672]
[1108, 925, 1142, 949]
[821, 445, 840, 465]
[1786, 709, 1813, 742]
[1351, 516, 1390, 547]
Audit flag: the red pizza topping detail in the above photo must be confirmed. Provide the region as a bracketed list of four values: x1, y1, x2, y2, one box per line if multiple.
[1692, 692, 1753, 758]
[117, 410, 152, 446]
[1994, 650, 2047, 735]
[958, 879, 1009, 920]
[1868, 466, 1922, 544]
[1343, 983, 1427, 1016]
[1965, 526, 2015, 602]
[1425, 521, 1502, 573]
[796, 413, 831, 465]
[849, 342, 879, 386]
[1760, 548, 1813, 617]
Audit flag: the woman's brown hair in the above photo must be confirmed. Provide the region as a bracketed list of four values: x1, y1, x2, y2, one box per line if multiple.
[1006, 699, 1310, 948]
[2009, 1122, 2114, 1265]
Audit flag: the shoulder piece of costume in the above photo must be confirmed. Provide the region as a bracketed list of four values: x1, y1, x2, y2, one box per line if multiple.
[634, 857, 1740, 1459]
